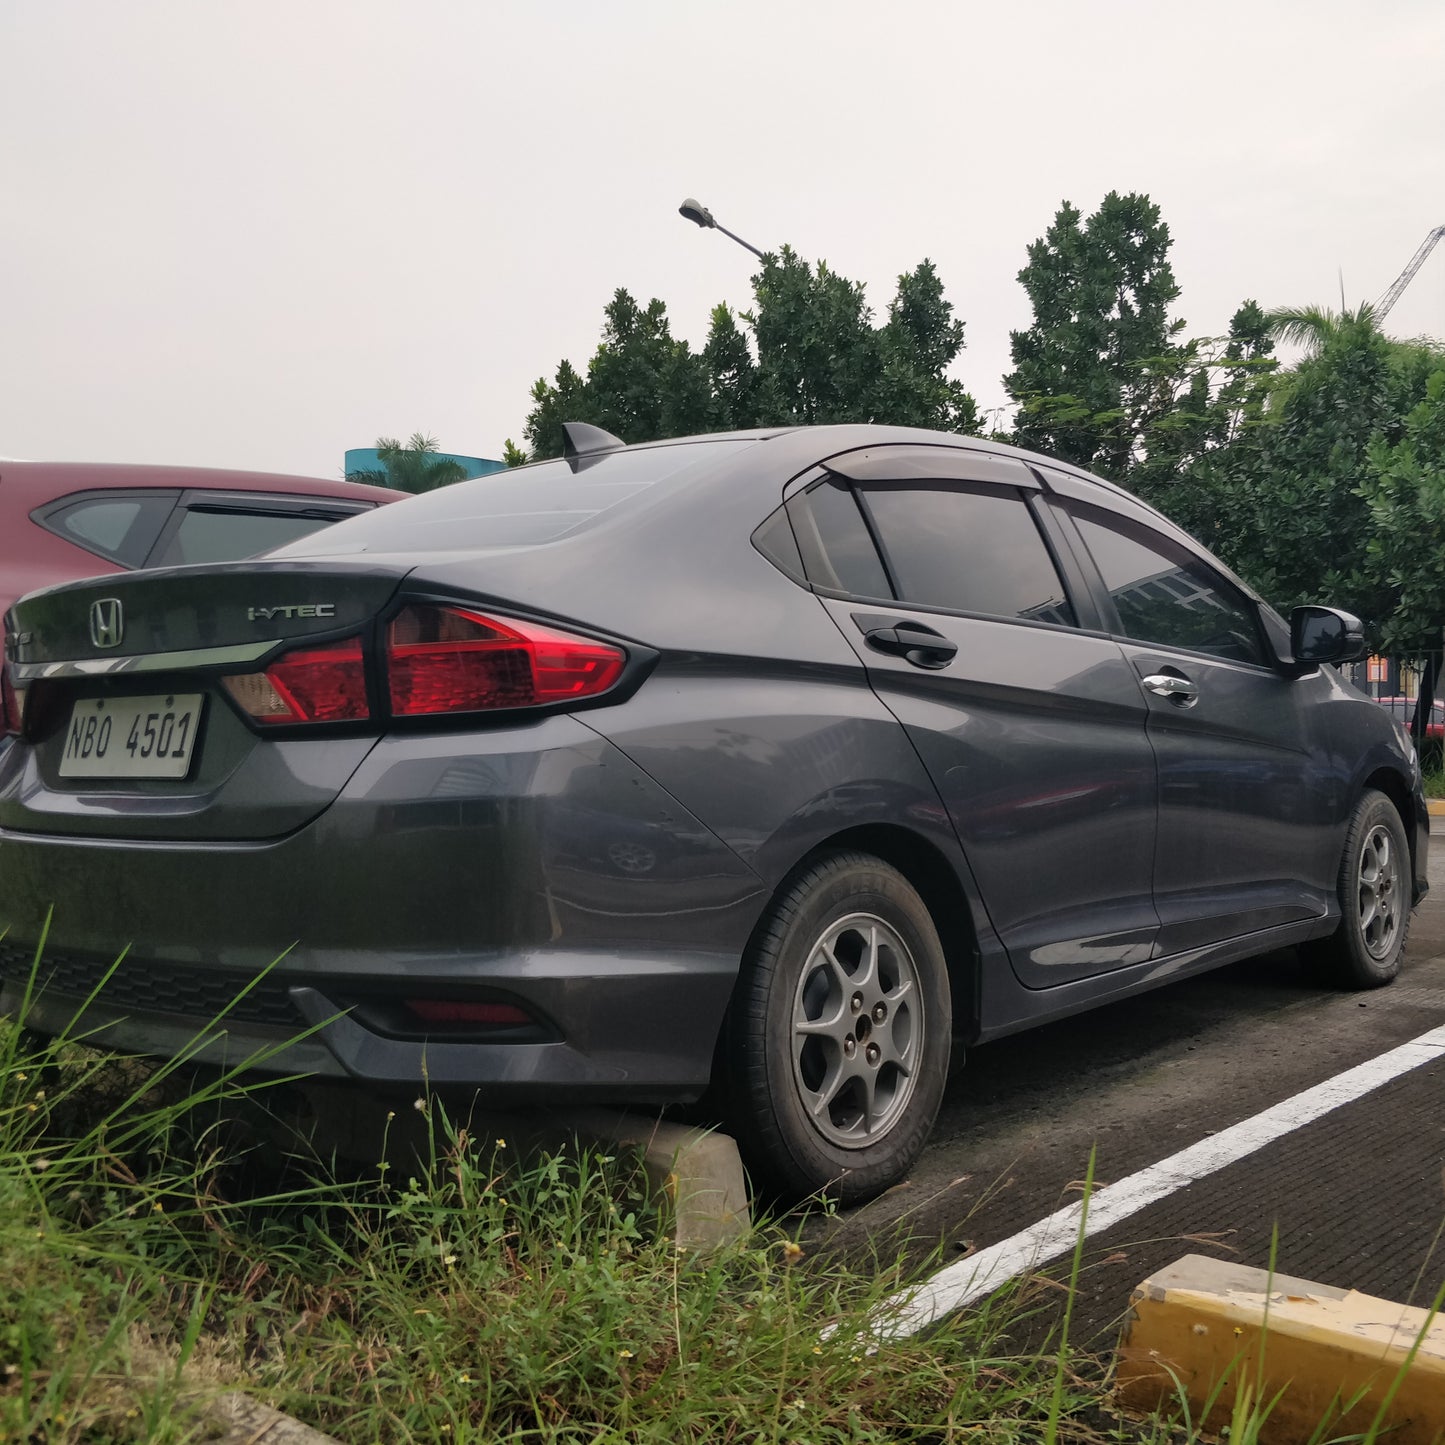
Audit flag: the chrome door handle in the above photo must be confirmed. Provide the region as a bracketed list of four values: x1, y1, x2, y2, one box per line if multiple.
[1142, 673, 1198, 700]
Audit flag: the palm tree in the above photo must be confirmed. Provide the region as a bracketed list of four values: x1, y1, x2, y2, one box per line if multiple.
[348, 433, 468, 494]
[1265, 302, 1381, 356]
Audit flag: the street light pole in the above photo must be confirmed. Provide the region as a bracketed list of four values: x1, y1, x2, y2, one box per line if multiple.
[677, 198, 766, 260]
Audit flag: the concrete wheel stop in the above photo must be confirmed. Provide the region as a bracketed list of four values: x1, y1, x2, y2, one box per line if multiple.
[1116, 1253, 1445, 1442]
[567, 1110, 752, 1252]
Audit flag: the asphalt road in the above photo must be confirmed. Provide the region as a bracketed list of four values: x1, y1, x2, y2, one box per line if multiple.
[809, 839, 1445, 1347]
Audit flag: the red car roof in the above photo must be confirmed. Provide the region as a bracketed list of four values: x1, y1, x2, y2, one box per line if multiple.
[0, 459, 398, 508]
[0, 459, 401, 620]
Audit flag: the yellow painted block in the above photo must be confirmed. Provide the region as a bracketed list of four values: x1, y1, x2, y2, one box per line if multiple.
[1116, 1254, 1445, 1444]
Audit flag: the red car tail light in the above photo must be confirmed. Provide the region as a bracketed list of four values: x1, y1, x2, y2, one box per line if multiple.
[222, 637, 369, 725]
[386, 605, 626, 716]
[1, 667, 24, 737]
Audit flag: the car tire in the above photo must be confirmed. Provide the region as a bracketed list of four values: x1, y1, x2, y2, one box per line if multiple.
[721, 851, 952, 1205]
[1304, 789, 1411, 989]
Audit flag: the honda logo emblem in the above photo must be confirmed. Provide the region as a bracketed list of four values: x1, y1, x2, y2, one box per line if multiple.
[89, 598, 124, 650]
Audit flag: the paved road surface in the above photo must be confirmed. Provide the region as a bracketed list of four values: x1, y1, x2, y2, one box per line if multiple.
[810, 843, 1445, 1346]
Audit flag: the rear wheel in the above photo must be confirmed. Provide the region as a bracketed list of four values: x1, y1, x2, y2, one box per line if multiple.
[721, 852, 952, 1204]
[1304, 789, 1411, 988]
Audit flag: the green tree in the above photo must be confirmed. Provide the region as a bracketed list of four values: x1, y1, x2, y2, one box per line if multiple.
[522, 291, 710, 459]
[519, 250, 979, 451]
[1220, 305, 1402, 626]
[523, 358, 593, 460]
[1133, 300, 1278, 548]
[1188, 305, 1444, 637]
[348, 433, 468, 493]
[700, 303, 759, 431]
[746, 247, 880, 425]
[873, 260, 980, 432]
[1005, 191, 1186, 479]
[1362, 368, 1445, 654]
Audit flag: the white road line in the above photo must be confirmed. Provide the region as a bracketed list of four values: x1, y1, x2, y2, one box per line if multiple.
[867, 1021, 1445, 1341]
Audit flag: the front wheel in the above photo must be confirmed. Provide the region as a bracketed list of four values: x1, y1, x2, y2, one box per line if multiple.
[720, 852, 952, 1205]
[1303, 789, 1411, 988]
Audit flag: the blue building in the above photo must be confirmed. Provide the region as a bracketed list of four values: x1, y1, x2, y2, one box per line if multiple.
[344, 447, 506, 485]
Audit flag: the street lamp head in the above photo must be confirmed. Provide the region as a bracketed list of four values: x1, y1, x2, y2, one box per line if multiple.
[678, 197, 715, 229]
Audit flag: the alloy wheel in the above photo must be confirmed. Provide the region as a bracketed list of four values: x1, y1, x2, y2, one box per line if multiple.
[1357, 823, 1401, 960]
[789, 912, 923, 1149]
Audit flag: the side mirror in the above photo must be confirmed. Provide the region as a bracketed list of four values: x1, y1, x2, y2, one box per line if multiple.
[1290, 605, 1367, 668]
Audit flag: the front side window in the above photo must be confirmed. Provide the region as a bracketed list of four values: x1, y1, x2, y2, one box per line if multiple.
[859, 483, 1074, 625]
[1071, 508, 1266, 665]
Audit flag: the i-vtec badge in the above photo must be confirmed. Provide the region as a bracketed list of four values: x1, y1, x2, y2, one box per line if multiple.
[246, 604, 337, 622]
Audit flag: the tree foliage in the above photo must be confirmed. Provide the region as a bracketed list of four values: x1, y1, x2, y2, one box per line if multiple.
[348, 433, 468, 494]
[520, 251, 979, 458]
[1363, 368, 1445, 653]
[1005, 192, 1186, 479]
[1204, 308, 1444, 632]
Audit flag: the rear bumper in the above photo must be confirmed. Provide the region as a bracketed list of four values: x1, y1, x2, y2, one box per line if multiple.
[0, 948, 739, 1101]
[0, 716, 765, 1101]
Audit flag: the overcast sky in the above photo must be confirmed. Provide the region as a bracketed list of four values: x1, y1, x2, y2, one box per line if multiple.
[3, 0, 1443, 479]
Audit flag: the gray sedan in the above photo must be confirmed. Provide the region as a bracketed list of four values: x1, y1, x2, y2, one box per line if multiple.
[0, 424, 1426, 1202]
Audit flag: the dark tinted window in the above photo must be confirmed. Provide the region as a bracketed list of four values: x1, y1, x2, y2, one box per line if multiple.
[859, 484, 1074, 625]
[41, 492, 176, 566]
[789, 477, 893, 597]
[275, 439, 757, 555]
[1072, 509, 1266, 665]
[154, 508, 342, 567]
[752, 506, 806, 583]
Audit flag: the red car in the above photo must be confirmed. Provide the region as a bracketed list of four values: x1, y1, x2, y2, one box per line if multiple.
[1373, 695, 1445, 741]
[0, 460, 399, 620]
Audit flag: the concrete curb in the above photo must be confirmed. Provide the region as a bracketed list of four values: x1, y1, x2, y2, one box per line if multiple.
[568, 1110, 751, 1251]
[203, 1392, 342, 1444]
[1115, 1253, 1445, 1443]
[1426, 798, 1445, 818]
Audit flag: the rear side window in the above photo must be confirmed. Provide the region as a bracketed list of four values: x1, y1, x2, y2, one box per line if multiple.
[787, 477, 893, 597]
[153, 507, 345, 567]
[860, 484, 1075, 625]
[38, 492, 177, 567]
[1070, 508, 1266, 665]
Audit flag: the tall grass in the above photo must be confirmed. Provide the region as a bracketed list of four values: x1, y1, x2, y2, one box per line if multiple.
[3, 956, 1438, 1444]
[0, 997, 1125, 1444]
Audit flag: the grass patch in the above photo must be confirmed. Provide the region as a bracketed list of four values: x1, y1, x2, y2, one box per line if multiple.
[1422, 765, 1445, 799]
[0, 1012, 1138, 1444]
[4, 987, 1428, 1445]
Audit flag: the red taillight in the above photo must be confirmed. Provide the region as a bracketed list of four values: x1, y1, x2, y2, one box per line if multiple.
[405, 999, 533, 1028]
[386, 605, 625, 716]
[1, 667, 24, 737]
[222, 637, 369, 725]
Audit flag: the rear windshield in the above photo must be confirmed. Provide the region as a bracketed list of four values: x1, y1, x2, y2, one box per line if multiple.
[274, 439, 756, 555]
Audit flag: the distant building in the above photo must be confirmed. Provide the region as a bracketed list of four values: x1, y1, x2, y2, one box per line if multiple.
[343, 448, 506, 484]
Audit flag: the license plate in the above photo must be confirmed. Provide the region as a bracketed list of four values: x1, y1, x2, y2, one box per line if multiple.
[58, 694, 204, 780]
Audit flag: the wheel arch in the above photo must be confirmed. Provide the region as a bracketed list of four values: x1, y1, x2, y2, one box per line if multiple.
[1361, 764, 1419, 878]
[749, 822, 983, 1042]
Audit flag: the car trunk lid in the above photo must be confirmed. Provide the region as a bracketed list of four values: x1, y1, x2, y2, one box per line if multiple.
[2, 561, 410, 841]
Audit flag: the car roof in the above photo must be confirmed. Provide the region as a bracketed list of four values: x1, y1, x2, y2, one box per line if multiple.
[0, 459, 399, 508]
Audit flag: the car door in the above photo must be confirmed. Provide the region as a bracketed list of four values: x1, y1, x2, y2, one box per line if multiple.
[789, 446, 1161, 986]
[1052, 490, 1336, 954]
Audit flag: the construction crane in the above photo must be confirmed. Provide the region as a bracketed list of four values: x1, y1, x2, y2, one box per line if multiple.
[1374, 225, 1445, 322]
